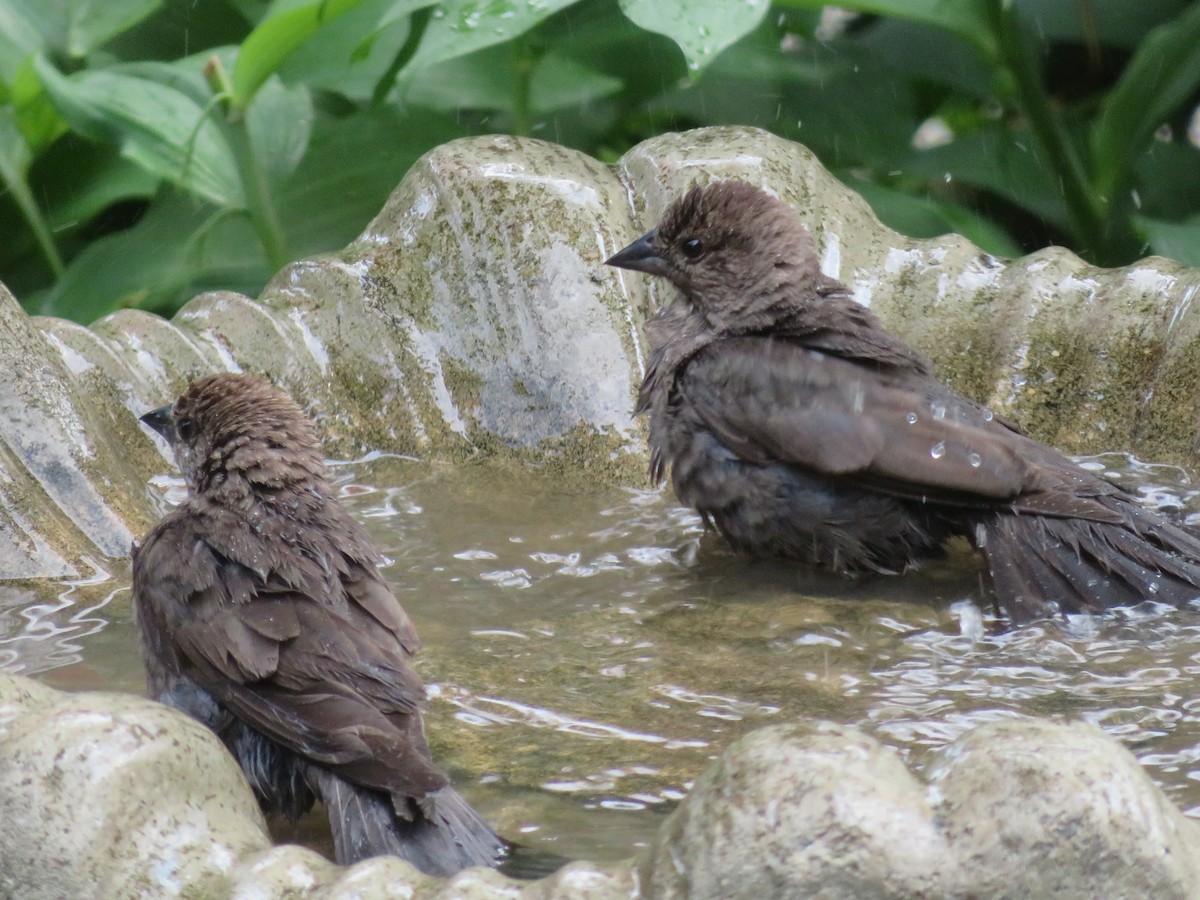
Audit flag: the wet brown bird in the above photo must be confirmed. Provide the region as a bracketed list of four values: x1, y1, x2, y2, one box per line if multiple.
[133, 373, 504, 874]
[607, 181, 1200, 623]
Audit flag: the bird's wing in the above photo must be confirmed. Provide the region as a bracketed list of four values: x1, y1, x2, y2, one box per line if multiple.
[137, 517, 444, 797]
[679, 336, 1120, 516]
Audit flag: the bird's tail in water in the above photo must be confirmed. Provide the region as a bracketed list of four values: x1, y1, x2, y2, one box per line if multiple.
[973, 503, 1200, 623]
[308, 769, 506, 876]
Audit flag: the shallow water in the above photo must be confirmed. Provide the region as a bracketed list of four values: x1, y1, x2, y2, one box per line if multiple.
[6, 452, 1200, 862]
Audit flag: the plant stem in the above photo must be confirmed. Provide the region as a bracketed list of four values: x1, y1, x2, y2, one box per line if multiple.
[511, 40, 540, 138]
[987, 0, 1118, 262]
[228, 124, 288, 272]
[8, 175, 65, 278]
[372, 7, 434, 107]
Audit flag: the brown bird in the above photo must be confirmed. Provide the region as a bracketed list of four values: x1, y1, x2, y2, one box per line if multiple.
[607, 180, 1200, 623]
[133, 373, 504, 874]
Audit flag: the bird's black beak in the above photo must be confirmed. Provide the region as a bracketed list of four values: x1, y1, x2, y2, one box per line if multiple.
[139, 405, 175, 440]
[605, 230, 671, 277]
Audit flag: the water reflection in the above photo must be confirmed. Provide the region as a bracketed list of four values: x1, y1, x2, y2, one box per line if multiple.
[6, 451, 1200, 859]
[0, 557, 125, 678]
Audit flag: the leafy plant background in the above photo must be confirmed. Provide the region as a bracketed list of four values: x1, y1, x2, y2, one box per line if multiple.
[2, 0, 1199, 323]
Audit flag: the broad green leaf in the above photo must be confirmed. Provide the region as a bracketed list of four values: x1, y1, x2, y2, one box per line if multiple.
[10, 58, 68, 153]
[901, 126, 1070, 230]
[855, 15, 994, 98]
[0, 107, 31, 183]
[275, 105, 465, 256]
[231, 0, 378, 111]
[847, 175, 1022, 258]
[1090, 1, 1200, 203]
[33, 139, 159, 231]
[659, 36, 919, 172]
[0, 0, 53, 82]
[1013, 0, 1189, 51]
[529, 52, 623, 113]
[1134, 214, 1200, 268]
[404, 42, 520, 111]
[772, 0, 997, 58]
[1131, 142, 1200, 223]
[402, 0, 579, 75]
[245, 77, 312, 183]
[33, 56, 244, 208]
[619, 0, 770, 73]
[277, 0, 412, 102]
[227, 0, 271, 22]
[67, 0, 164, 57]
[39, 194, 271, 322]
[407, 45, 621, 114]
[121, 48, 240, 107]
[0, 108, 63, 275]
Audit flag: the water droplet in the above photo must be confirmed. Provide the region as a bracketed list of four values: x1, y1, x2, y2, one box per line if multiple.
[930, 442, 946, 460]
[982, 408, 994, 421]
[931, 402, 946, 420]
[967, 452, 982, 468]
[1148, 581, 1159, 595]
[906, 412, 918, 425]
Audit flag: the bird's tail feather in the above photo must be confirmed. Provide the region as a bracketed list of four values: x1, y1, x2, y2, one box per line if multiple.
[307, 768, 506, 876]
[973, 503, 1200, 622]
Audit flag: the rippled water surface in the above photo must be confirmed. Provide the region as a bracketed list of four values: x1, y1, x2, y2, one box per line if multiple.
[7, 452, 1200, 862]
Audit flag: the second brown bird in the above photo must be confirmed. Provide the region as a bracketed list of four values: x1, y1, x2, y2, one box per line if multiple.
[133, 373, 504, 874]
[608, 181, 1200, 623]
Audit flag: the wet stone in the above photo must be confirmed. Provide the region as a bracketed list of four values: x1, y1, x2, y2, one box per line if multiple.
[639, 719, 1200, 899]
[5, 668, 1197, 898]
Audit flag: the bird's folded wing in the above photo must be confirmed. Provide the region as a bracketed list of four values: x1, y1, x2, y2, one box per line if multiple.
[166, 552, 442, 795]
[680, 337, 1052, 504]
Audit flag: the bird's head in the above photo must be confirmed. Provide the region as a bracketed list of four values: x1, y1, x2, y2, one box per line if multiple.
[140, 373, 328, 500]
[606, 181, 833, 333]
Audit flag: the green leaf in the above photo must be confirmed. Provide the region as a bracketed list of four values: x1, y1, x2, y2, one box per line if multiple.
[529, 51, 624, 113]
[402, 0, 579, 75]
[10, 58, 68, 153]
[847, 175, 1021, 258]
[36, 141, 160, 231]
[276, 0, 413, 102]
[244, 77, 312, 184]
[275, 104, 466, 257]
[1090, 1, 1200, 204]
[1014, 0, 1189, 51]
[121, 48, 239, 107]
[855, 15, 994, 98]
[0, 0, 50, 82]
[407, 45, 622, 114]
[1131, 142, 1200, 223]
[1134, 214, 1200, 268]
[231, 0, 379, 111]
[0, 108, 63, 275]
[33, 56, 244, 208]
[900, 126, 1070, 230]
[38, 193, 271, 322]
[66, 0, 164, 57]
[618, 0, 770, 73]
[772, 0, 997, 58]
[658, 34, 919, 173]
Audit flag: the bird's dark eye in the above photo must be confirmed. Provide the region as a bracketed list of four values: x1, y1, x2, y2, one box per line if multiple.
[176, 417, 195, 441]
[680, 237, 705, 260]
